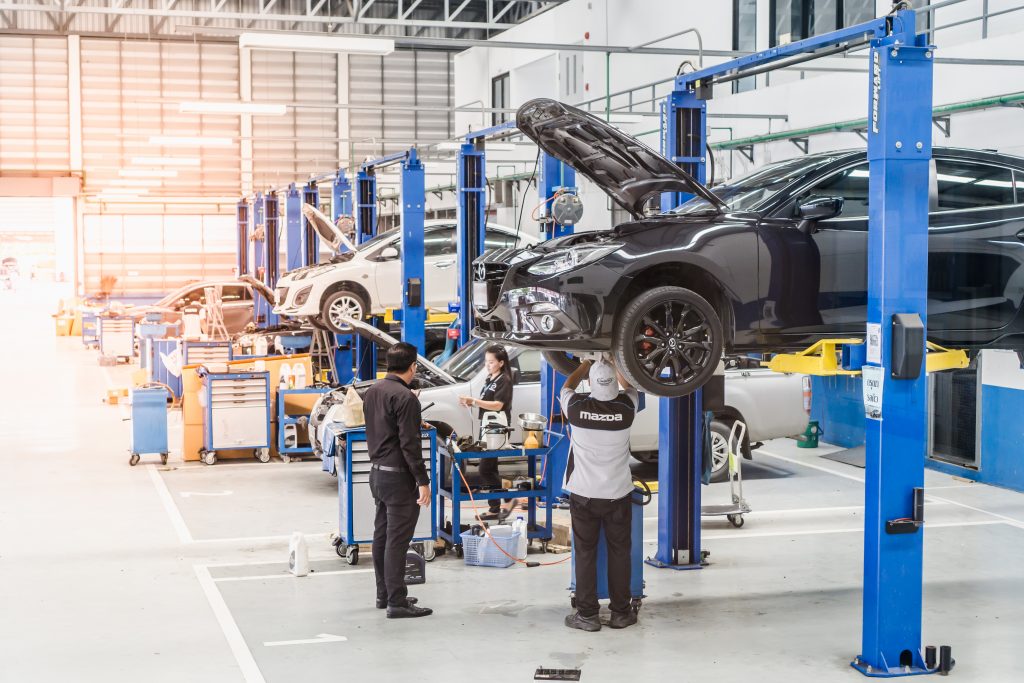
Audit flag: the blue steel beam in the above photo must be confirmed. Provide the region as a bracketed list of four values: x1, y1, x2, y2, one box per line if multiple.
[302, 181, 320, 265]
[400, 148, 427, 355]
[464, 120, 518, 140]
[853, 11, 935, 677]
[285, 184, 303, 272]
[456, 141, 487, 347]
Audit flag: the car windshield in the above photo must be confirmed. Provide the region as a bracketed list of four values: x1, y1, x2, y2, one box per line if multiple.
[665, 155, 843, 215]
[356, 229, 397, 251]
[441, 339, 489, 382]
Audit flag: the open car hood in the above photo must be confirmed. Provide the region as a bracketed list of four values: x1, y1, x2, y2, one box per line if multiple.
[238, 274, 276, 306]
[338, 315, 458, 386]
[302, 203, 357, 253]
[516, 98, 725, 219]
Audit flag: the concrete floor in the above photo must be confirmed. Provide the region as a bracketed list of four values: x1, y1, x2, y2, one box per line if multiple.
[2, 289, 1023, 682]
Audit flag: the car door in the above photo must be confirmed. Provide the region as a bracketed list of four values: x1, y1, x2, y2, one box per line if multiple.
[925, 157, 1024, 339]
[758, 161, 870, 343]
[220, 284, 253, 333]
[424, 224, 458, 309]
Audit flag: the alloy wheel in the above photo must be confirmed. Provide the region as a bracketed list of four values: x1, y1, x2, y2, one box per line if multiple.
[632, 300, 714, 389]
[710, 430, 729, 476]
[328, 295, 363, 329]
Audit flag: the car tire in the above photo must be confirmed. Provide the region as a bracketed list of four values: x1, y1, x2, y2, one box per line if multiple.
[542, 351, 582, 376]
[708, 420, 734, 483]
[613, 285, 723, 398]
[320, 288, 368, 334]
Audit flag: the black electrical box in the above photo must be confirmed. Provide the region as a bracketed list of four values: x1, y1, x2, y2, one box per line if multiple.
[891, 313, 924, 379]
[406, 277, 422, 308]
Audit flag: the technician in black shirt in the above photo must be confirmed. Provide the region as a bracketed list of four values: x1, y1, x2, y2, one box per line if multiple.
[459, 345, 514, 520]
[363, 342, 432, 619]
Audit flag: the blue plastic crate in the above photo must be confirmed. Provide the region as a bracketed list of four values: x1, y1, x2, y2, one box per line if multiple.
[459, 529, 519, 568]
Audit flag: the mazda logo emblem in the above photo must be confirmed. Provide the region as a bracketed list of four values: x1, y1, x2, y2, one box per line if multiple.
[475, 263, 487, 281]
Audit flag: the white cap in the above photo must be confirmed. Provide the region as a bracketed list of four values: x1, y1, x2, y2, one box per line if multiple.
[588, 359, 619, 401]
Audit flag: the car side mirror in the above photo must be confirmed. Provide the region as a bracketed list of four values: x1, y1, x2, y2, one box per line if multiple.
[379, 246, 399, 261]
[796, 196, 844, 234]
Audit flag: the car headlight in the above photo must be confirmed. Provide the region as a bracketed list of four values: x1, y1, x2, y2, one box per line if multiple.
[293, 285, 313, 306]
[526, 244, 622, 276]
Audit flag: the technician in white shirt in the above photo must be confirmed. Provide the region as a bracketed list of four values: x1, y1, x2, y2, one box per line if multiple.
[560, 356, 638, 632]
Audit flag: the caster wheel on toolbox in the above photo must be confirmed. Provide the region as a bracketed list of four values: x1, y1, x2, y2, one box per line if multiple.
[422, 543, 436, 562]
[281, 454, 291, 463]
[346, 546, 359, 565]
[455, 545, 464, 559]
[334, 542, 346, 559]
[201, 450, 217, 466]
[570, 594, 577, 609]
[728, 514, 744, 528]
[129, 453, 140, 466]
[160, 453, 169, 465]
[255, 448, 270, 463]
[631, 598, 642, 614]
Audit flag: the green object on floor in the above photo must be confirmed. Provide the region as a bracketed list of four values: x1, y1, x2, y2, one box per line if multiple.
[796, 420, 822, 449]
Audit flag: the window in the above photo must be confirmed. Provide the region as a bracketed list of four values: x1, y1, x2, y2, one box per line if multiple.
[511, 349, 542, 384]
[491, 73, 510, 126]
[771, 0, 879, 47]
[221, 285, 249, 303]
[181, 287, 207, 306]
[935, 160, 1015, 210]
[484, 229, 519, 251]
[732, 0, 758, 93]
[844, 1, 876, 27]
[424, 225, 457, 257]
[802, 163, 870, 218]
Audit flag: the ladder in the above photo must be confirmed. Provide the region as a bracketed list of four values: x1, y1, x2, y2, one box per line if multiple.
[310, 328, 339, 385]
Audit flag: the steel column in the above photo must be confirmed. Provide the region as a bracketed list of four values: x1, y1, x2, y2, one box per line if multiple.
[327, 173, 354, 384]
[456, 140, 487, 347]
[303, 181, 321, 266]
[285, 183, 303, 272]
[354, 169, 378, 380]
[251, 192, 271, 327]
[853, 12, 935, 677]
[400, 148, 427, 355]
[236, 199, 249, 276]
[263, 193, 280, 328]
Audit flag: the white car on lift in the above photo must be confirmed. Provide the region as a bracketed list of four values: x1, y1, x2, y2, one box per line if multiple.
[273, 205, 539, 334]
[328, 318, 809, 481]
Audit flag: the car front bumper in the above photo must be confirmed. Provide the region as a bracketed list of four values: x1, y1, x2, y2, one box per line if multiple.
[272, 281, 319, 317]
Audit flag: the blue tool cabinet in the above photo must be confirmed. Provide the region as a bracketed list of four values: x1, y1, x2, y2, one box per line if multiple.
[276, 388, 330, 462]
[198, 370, 271, 466]
[99, 316, 135, 361]
[81, 311, 99, 347]
[332, 426, 437, 565]
[129, 387, 169, 466]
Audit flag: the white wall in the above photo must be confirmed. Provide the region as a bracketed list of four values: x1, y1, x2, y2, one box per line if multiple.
[454, 0, 1024, 231]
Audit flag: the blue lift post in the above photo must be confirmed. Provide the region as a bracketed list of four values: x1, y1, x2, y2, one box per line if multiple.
[536, 151, 576, 499]
[235, 199, 249, 277]
[262, 192, 280, 328]
[662, 8, 937, 675]
[354, 167, 379, 379]
[302, 181, 320, 265]
[398, 148, 427, 355]
[284, 184, 303, 272]
[251, 192, 270, 327]
[455, 137, 487, 348]
[328, 172, 355, 385]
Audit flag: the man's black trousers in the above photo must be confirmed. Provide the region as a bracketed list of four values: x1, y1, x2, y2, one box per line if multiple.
[570, 492, 632, 618]
[369, 469, 421, 608]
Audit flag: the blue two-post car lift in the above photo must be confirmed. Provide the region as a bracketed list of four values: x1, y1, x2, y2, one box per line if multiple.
[656, 6, 941, 676]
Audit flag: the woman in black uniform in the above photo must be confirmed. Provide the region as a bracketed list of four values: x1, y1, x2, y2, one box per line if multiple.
[459, 345, 514, 520]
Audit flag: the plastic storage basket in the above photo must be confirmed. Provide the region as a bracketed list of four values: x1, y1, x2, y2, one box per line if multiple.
[460, 529, 520, 568]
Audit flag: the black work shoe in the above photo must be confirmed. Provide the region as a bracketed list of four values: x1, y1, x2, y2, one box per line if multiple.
[386, 604, 433, 619]
[608, 610, 638, 629]
[377, 596, 418, 609]
[564, 612, 601, 632]
[479, 510, 502, 521]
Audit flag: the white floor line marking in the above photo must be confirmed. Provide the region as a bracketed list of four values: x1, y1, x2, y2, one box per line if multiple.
[180, 490, 234, 498]
[638, 519, 1007, 544]
[756, 450, 866, 483]
[924, 493, 1024, 529]
[643, 501, 956, 521]
[263, 634, 347, 647]
[758, 450, 1024, 528]
[191, 532, 332, 545]
[193, 565, 267, 683]
[922, 483, 977, 490]
[147, 463, 194, 544]
[214, 569, 374, 583]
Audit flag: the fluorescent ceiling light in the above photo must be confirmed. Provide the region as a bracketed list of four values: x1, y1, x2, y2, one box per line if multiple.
[179, 101, 287, 116]
[148, 135, 234, 147]
[131, 156, 201, 166]
[119, 169, 178, 178]
[239, 32, 394, 55]
[106, 179, 155, 187]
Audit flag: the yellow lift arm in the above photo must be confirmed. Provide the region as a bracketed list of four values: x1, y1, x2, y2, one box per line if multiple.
[766, 339, 968, 376]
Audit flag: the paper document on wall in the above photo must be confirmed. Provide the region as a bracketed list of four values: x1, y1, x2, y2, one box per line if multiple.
[862, 365, 884, 420]
[866, 323, 882, 364]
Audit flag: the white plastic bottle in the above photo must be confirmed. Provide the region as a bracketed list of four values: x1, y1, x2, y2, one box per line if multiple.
[513, 516, 528, 561]
[253, 335, 269, 357]
[292, 363, 307, 389]
[288, 532, 310, 577]
[278, 363, 292, 391]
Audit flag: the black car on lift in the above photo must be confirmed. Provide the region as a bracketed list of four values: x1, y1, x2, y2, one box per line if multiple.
[472, 98, 1024, 397]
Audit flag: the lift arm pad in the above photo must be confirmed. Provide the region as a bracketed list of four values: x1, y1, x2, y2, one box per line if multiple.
[891, 313, 924, 380]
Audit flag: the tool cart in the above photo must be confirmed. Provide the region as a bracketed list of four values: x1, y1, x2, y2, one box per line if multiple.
[198, 369, 271, 466]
